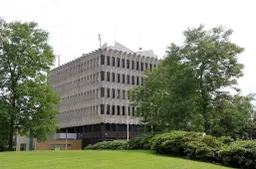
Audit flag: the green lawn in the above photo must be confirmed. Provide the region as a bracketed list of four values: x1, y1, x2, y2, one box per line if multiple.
[0, 150, 232, 169]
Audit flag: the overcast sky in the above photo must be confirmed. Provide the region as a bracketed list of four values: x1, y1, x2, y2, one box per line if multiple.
[0, 0, 255, 95]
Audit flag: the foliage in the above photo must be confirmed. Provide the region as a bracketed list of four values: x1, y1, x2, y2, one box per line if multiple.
[128, 25, 256, 138]
[85, 140, 128, 150]
[128, 134, 155, 150]
[0, 18, 59, 150]
[218, 140, 256, 169]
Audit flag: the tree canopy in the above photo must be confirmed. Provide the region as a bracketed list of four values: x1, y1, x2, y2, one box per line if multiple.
[129, 25, 256, 139]
[0, 18, 59, 150]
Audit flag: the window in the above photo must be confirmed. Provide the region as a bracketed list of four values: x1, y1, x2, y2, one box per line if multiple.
[154, 64, 157, 68]
[117, 58, 120, 67]
[127, 60, 130, 69]
[112, 72, 115, 82]
[122, 90, 125, 99]
[112, 57, 115, 66]
[112, 105, 115, 115]
[106, 105, 110, 114]
[132, 61, 135, 70]
[127, 75, 130, 84]
[100, 55, 105, 65]
[112, 88, 115, 98]
[122, 106, 125, 115]
[137, 76, 140, 85]
[107, 72, 110, 81]
[132, 76, 135, 85]
[132, 107, 135, 116]
[107, 88, 110, 98]
[122, 59, 125, 68]
[122, 74, 125, 84]
[100, 104, 105, 114]
[145, 63, 148, 69]
[107, 56, 110, 65]
[136, 61, 139, 70]
[117, 73, 120, 83]
[150, 64, 152, 70]
[117, 106, 120, 115]
[100, 87, 105, 97]
[128, 107, 131, 116]
[117, 89, 121, 99]
[20, 143, 26, 151]
[100, 71, 105, 81]
[141, 77, 144, 86]
[141, 62, 144, 71]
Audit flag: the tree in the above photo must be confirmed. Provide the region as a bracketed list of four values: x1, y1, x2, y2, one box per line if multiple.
[129, 25, 256, 138]
[0, 18, 59, 151]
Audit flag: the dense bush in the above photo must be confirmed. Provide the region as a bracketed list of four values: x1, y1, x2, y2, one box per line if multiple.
[150, 131, 203, 156]
[85, 140, 128, 150]
[218, 140, 256, 169]
[128, 134, 155, 150]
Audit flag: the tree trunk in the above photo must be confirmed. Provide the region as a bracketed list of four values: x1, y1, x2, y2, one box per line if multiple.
[8, 117, 14, 151]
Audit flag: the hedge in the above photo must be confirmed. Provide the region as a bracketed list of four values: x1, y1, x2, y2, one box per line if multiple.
[128, 134, 155, 150]
[85, 140, 128, 150]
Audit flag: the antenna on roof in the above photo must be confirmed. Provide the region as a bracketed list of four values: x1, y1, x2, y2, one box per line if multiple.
[98, 34, 102, 48]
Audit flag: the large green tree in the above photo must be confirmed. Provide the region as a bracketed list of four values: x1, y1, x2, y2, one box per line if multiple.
[129, 25, 256, 138]
[0, 18, 59, 150]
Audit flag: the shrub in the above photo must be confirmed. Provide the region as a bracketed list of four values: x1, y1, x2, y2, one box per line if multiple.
[150, 131, 203, 156]
[85, 140, 128, 150]
[218, 140, 256, 169]
[128, 134, 155, 150]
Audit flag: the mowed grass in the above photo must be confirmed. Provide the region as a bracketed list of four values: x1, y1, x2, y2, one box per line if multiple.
[0, 150, 232, 169]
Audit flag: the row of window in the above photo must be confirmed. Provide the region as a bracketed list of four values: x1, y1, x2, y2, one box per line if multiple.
[100, 88, 126, 99]
[100, 104, 135, 116]
[101, 55, 156, 71]
[100, 71, 144, 86]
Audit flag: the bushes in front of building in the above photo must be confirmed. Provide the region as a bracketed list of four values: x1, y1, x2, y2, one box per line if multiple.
[128, 134, 155, 150]
[85, 140, 128, 150]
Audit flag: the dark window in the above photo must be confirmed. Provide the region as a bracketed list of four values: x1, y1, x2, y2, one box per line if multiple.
[141, 62, 144, 71]
[132, 76, 135, 85]
[100, 71, 105, 81]
[112, 88, 115, 98]
[105, 124, 111, 131]
[122, 59, 125, 68]
[122, 74, 125, 84]
[154, 64, 156, 68]
[112, 105, 115, 115]
[100, 104, 105, 114]
[137, 76, 140, 85]
[106, 105, 110, 114]
[136, 61, 139, 70]
[107, 56, 110, 65]
[100, 55, 105, 65]
[111, 124, 116, 131]
[145, 63, 148, 69]
[117, 106, 120, 115]
[112, 73, 115, 82]
[112, 57, 115, 66]
[107, 88, 110, 98]
[117, 89, 121, 99]
[100, 87, 105, 97]
[132, 61, 135, 70]
[117, 58, 120, 67]
[107, 72, 110, 81]
[132, 107, 135, 116]
[122, 90, 125, 99]
[127, 60, 130, 69]
[141, 77, 144, 86]
[128, 107, 131, 116]
[122, 106, 125, 115]
[117, 73, 120, 83]
[127, 75, 130, 84]
[150, 64, 152, 70]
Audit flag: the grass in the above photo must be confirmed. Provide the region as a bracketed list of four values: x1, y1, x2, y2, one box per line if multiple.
[0, 150, 232, 169]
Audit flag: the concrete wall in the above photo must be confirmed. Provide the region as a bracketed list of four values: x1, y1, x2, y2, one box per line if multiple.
[36, 140, 82, 150]
[16, 135, 30, 151]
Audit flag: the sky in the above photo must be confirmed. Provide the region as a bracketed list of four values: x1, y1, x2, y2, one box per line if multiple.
[0, 0, 255, 95]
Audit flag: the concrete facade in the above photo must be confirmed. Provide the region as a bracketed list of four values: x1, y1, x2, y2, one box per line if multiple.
[48, 42, 158, 144]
